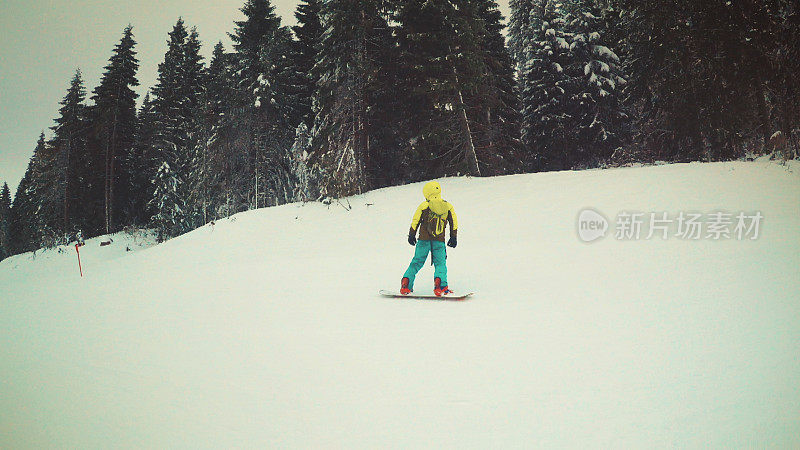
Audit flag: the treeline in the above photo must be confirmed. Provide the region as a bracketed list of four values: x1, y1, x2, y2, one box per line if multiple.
[1, 0, 798, 259]
[510, 0, 800, 168]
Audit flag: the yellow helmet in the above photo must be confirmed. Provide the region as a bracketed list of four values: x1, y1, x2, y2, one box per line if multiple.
[423, 181, 442, 200]
[423, 181, 448, 215]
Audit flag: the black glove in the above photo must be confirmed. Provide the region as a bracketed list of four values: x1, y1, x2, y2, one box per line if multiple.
[447, 236, 457, 248]
[408, 233, 417, 246]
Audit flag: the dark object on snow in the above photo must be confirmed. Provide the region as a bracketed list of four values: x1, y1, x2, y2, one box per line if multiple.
[100, 241, 111, 247]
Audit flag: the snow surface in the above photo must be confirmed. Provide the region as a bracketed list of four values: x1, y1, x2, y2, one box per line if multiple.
[0, 229, 157, 277]
[2, 161, 800, 448]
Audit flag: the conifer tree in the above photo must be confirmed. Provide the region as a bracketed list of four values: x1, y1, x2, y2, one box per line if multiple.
[30, 132, 67, 246]
[395, 0, 486, 179]
[129, 93, 159, 225]
[152, 19, 188, 158]
[33, 139, 62, 244]
[9, 134, 48, 253]
[289, 123, 315, 202]
[466, 0, 524, 174]
[228, 0, 298, 208]
[179, 27, 208, 229]
[203, 42, 237, 218]
[149, 19, 206, 237]
[508, 0, 536, 74]
[0, 182, 11, 259]
[206, 43, 235, 125]
[519, 0, 575, 170]
[311, 0, 398, 196]
[91, 25, 140, 233]
[611, 0, 780, 161]
[230, 0, 283, 87]
[9, 173, 35, 255]
[149, 161, 186, 241]
[563, 0, 627, 166]
[292, 0, 324, 129]
[51, 69, 90, 235]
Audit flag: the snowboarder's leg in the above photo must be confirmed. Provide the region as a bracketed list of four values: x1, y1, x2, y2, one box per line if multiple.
[430, 240, 448, 287]
[403, 240, 432, 290]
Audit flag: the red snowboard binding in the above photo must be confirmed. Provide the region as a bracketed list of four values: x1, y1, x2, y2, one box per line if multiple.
[400, 277, 412, 295]
[434, 277, 453, 296]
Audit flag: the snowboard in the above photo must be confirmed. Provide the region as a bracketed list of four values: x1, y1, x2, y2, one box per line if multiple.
[379, 290, 473, 301]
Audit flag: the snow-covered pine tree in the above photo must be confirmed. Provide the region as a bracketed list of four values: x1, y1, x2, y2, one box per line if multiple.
[192, 42, 224, 224]
[229, 0, 298, 209]
[694, 0, 799, 161]
[128, 93, 159, 226]
[150, 19, 206, 238]
[292, 0, 324, 130]
[90, 25, 140, 234]
[149, 161, 187, 242]
[519, 0, 575, 170]
[310, 0, 397, 197]
[467, 0, 524, 175]
[612, 0, 783, 162]
[150, 19, 189, 237]
[289, 123, 315, 202]
[152, 19, 187, 156]
[29, 131, 66, 247]
[230, 0, 283, 91]
[9, 134, 48, 253]
[395, 0, 485, 179]
[180, 27, 208, 229]
[619, 0, 712, 161]
[0, 182, 11, 259]
[8, 176, 34, 255]
[50, 69, 90, 237]
[205, 42, 235, 135]
[563, 0, 627, 167]
[261, 30, 304, 207]
[202, 42, 238, 219]
[508, 0, 535, 75]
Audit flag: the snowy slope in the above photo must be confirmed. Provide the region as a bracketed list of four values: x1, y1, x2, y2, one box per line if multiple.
[0, 229, 157, 280]
[1, 161, 799, 448]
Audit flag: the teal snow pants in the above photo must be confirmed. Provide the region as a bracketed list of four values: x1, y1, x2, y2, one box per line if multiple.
[403, 239, 447, 290]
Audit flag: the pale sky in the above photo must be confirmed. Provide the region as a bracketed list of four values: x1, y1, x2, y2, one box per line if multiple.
[0, 0, 510, 195]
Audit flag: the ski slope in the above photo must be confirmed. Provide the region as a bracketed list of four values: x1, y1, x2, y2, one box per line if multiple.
[1, 161, 799, 448]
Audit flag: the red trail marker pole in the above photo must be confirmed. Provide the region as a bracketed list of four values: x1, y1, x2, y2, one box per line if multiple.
[75, 243, 83, 277]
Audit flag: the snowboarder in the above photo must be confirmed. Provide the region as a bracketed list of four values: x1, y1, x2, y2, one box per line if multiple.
[400, 181, 458, 296]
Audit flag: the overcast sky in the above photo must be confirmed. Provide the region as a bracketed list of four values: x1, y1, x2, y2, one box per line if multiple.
[0, 0, 510, 195]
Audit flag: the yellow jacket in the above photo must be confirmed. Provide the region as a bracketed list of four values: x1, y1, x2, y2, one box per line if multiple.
[409, 181, 458, 242]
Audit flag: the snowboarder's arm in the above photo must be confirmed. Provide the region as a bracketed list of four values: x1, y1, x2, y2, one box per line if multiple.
[447, 204, 458, 248]
[448, 204, 458, 238]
